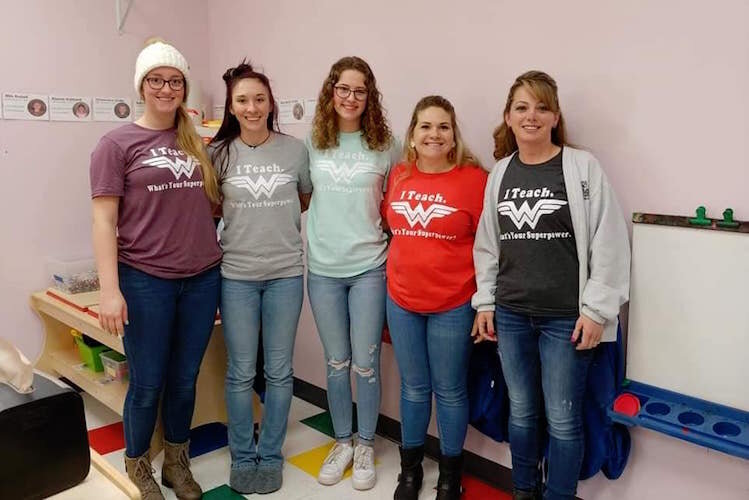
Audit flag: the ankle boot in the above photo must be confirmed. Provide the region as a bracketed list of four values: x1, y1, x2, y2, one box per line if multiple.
[161, 440, 202, 500]
[512, 487, 540, 500]
[394, 445, 424, 500]
[435, 453, 463, 500]
[125, 451, 165, 500]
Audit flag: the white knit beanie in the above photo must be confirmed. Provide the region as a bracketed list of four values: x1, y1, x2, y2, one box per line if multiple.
[133, 41, 190, 96]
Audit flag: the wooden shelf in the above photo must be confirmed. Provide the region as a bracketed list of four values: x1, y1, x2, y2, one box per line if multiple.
[30, 288, 241, 432]
[30, 287, 253, 498]
[48, 348, 127, 416]
[31, 291, 124, 353]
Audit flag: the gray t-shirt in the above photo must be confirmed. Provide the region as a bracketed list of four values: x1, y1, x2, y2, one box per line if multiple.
[215, 133, 312, 280]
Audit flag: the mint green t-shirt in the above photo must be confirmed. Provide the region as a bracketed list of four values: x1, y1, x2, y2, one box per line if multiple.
[306, 132, 400, 277]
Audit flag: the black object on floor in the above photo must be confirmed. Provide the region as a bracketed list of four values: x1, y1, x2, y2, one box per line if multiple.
[0, 373, 90, 499]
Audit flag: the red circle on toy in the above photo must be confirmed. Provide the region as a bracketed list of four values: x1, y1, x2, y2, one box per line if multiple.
[613, 393, 641, 416]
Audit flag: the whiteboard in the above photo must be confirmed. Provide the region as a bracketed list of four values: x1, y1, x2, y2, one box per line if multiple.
[627, 222, 749, 412]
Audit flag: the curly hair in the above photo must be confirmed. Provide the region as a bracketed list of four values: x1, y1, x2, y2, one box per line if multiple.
[393, 95, 482, 187]
[310, 56, 393, 152]
[492, 70, 568, 161]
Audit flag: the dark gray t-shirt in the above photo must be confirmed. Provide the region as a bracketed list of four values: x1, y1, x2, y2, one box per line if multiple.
[215, 133, 312, 280]
[495, 149, 579, 316]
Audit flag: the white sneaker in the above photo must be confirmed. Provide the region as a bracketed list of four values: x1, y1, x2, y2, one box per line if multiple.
[318, 441, 354, 485]
[352, 444, 376, 490]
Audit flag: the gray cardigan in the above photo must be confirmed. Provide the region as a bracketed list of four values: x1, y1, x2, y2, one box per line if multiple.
[472, 147, 631, 342]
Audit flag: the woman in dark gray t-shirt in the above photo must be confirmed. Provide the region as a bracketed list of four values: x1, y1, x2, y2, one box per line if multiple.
[209, 61, 311, 496]
[472, 71, 630, 499]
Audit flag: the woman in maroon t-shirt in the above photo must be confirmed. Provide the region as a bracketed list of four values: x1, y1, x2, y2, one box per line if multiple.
[90, 39, 221, 500]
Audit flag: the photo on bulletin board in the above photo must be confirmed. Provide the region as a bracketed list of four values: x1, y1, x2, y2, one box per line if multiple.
[49, 96, 92, 121]
[2, 93, 50, 120]
[94, 97, 132, 122]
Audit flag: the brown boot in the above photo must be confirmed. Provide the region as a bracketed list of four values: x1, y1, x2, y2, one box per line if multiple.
[125, 452, 165, 500]
[161, 440, 202, 500]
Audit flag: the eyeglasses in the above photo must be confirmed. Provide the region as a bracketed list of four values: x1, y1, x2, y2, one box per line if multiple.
[145, 77, 185, 91]
[334, 85, 367, 101]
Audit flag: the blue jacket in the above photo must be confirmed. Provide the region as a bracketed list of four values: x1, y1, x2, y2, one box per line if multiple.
[467, 324, 630, 480]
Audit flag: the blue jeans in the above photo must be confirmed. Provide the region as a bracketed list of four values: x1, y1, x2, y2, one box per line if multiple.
[221, 276, 303, 469]
[119, 263, 221, 458]
[307, 264, 386, 446]
[386, 296, 474, 456]
[495, 305, 593, 500]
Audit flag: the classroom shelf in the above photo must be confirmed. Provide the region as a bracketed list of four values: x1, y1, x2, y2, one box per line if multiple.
[610, 381, 749, 460]
[48, 348, 127, 416]
[31, 291, 124, 353]
[30, 288, 246, 451]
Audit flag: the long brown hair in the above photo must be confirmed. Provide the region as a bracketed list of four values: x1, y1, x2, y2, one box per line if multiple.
[310, 56, 393, 151]
[209, 60, 281, 174]
[492, 70, 568, 161]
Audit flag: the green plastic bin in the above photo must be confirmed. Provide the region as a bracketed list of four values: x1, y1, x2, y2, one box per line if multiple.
[74, 336, 110, 372]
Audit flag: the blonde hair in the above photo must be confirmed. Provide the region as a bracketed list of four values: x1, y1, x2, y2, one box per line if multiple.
[138, 38, 219, 203]
[175, 107, 219, 203]
[492, 70, 568, 161]
[394, 95, 481, 186]
[310, 56, 393, 151]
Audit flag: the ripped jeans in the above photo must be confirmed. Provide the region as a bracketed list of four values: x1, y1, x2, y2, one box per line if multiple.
[307, 264, 386, 446]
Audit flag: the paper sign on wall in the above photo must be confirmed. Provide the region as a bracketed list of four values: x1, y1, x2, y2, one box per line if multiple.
[213, 105, 225, 121]
[279, 98, 309, 124]
[305, 99, 317, 118]
[94, 97, 132, 122]
[134, 99, 145, 120]
[2, 93, 49, 120]
[49, 96, 92, 121]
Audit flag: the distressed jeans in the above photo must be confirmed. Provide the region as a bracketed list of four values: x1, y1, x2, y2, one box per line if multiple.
[496, 305, 593, 500]
[307, 264, 386, 445]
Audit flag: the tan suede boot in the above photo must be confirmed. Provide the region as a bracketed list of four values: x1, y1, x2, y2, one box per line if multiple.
[161, 440, 202, 500]
[125, 452, 165, 500]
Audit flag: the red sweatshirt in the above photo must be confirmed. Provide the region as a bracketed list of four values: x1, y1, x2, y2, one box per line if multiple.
[384, 162, 487, 313]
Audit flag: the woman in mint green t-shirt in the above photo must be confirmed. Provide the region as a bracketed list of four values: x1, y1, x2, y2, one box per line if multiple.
[306, 56, 399, 491]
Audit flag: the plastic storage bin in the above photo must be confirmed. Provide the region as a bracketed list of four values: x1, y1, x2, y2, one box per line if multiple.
[74, 336, 110, 372]
[47, 258, 100, 294]
[100, 351, 128, 381]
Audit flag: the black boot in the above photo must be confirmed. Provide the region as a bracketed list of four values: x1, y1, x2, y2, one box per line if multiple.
[435, 453, 463, 500]
[512, 488, 540, 500]
[394, 446, 424, 500]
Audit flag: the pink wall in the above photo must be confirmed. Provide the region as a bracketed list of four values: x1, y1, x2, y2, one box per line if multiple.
[1, 1, 747, 498]
[0, 1, 210, 360]
[206, 1, 749, 499]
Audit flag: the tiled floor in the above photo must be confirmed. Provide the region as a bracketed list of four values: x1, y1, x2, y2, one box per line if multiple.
[79, 393, 511, 499]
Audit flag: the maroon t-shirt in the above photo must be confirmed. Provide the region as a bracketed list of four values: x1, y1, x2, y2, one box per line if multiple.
[90, 123, 221, 278]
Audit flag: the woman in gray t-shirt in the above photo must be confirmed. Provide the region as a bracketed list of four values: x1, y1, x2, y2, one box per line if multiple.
[209, 61, 311, 495]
